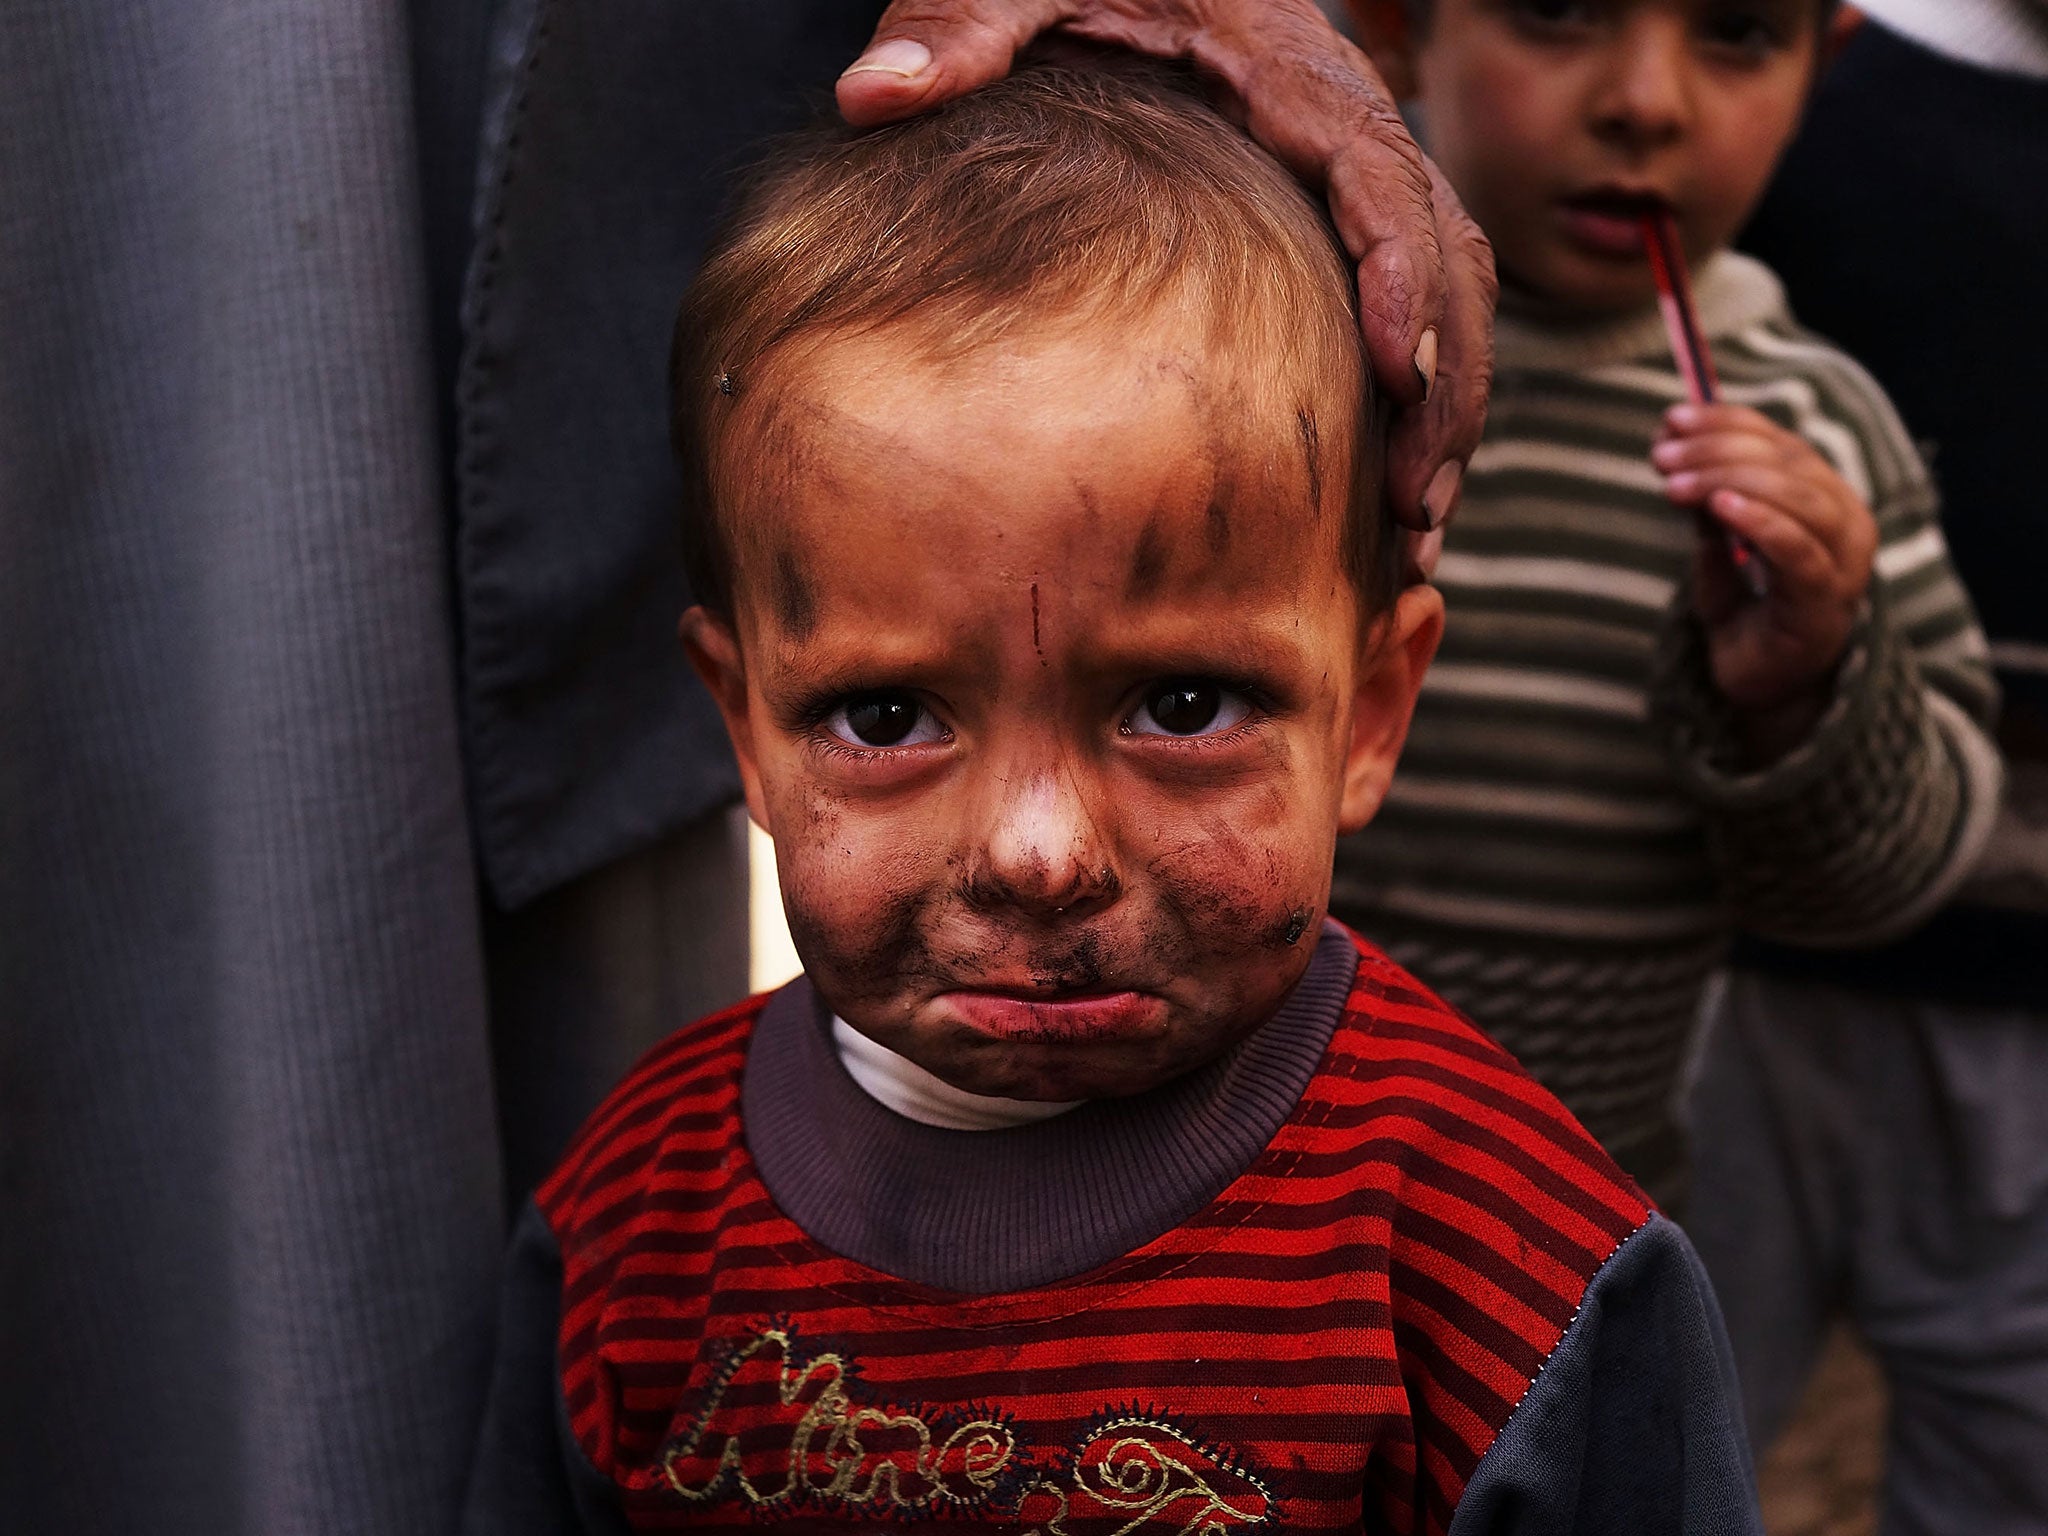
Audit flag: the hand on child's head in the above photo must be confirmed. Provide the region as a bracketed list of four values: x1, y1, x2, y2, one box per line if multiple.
[838, 0, 1497, 545]
[683, 321, 1441, 1103]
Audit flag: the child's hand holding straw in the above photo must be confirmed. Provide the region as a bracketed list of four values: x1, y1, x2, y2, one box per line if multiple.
[1638, 209, 1878, 760]
[1652, 401, 1880, 758]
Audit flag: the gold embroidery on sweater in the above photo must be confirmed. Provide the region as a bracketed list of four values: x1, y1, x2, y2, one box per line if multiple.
[1020, 1416, 1273, 1535]
[661, 1327, 1015, 1511]
[660, 1328, 1272, 1531]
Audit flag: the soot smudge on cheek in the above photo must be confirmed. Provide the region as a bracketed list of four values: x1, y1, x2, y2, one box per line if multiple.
[781, 877, 930, 1004]
[1144, 815, 1307, 955]
[773, 787, 933, 1001]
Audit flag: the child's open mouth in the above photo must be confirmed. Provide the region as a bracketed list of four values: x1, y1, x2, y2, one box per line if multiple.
[1558, 189, 1670, 260]
[942, 988, 1167, 1043]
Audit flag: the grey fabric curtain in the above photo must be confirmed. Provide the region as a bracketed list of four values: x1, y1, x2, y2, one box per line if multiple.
[0, 3, 504, 1531]
[0, 1, 882, 1530]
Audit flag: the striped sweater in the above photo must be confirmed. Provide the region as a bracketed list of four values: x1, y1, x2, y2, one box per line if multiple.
[1331, 253, 2000, 1203]
[461, 929, 1759, 1535]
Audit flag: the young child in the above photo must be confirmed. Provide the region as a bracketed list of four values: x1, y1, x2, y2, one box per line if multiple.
[462, 63, 1760, 1536]
[1686, 5, 2048, 1525]
[1335, 0, 1999, 1207]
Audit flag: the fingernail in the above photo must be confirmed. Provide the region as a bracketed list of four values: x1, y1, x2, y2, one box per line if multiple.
[1666, 404, 1702, 428]
[1421, 460, 1462, 530]
[1650, 440, 1684, 467]
[1406, 527, 1446, 583]
[1413, 328, 1439, 402]
[841, 38, 931, 79]
[1667, 472, 1698, 497]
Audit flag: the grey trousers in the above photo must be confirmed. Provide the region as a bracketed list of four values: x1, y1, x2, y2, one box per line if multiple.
[1685, 970, 2048, 1536]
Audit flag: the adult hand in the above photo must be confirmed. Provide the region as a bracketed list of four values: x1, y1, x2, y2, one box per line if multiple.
[838, 0, 1495, 572]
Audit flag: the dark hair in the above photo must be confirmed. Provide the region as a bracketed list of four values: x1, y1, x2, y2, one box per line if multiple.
[670, 59, 1397, 624]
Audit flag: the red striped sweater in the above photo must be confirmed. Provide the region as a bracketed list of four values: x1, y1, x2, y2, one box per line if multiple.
[516, 932, 1687, 1534]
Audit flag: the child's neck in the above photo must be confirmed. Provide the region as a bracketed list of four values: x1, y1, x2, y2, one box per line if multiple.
[1495, 269, 1667, 328]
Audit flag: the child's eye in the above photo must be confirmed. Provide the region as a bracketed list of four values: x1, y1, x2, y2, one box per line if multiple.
[1697, 3, 1789, 59]
[1123, 679, 1255, 739]
[1505, 0, 1598, 34]
[823, 691, 947, 749]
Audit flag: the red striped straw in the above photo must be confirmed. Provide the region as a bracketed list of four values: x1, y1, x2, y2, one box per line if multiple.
[1640, 210, 1768, 598]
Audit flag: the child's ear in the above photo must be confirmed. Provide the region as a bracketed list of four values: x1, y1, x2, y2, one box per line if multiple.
[1338, 582, 1443, 834]
[1343, 0, 1420, 102]
[1822, 5, 1865, 67]
[679, 606, 774, 836]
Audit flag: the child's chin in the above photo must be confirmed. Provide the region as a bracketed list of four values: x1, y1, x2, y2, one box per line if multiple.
[1505, 251, 1659, 317]
[933, 1020, 1249, 1104]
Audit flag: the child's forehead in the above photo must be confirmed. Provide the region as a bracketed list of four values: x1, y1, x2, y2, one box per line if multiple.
[755, 316, 1348, 481]
[731, 322, 1351, 576]
[707, 349, 1371, 665]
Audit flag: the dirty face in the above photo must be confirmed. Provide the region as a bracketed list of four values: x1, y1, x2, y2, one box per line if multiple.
[1410, 0, 1817, 312]
[684, 320, 1440, 1100]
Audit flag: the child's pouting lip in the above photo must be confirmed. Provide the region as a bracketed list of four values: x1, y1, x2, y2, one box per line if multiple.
[938, 986, 1166, 1044]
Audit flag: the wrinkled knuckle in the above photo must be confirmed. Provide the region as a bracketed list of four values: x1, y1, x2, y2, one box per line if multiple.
[1308, 43, 1407, 127]
[1256, 33, 1401, 133]
[1455, 217, 1499, 306]
[882, 0, 976, 30]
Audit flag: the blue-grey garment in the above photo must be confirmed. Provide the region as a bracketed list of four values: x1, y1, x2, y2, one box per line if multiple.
[454, 0, 882, 906]
[0, 4, 870, 1534]
[1687, 971, 2048, 1536]
[464, 1205, 1760, 1533]
[1451, 1215, 1763, 1536]
[0, 3, 503, 1534]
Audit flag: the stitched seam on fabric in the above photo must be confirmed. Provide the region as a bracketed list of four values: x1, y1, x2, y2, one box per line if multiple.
[452, 0, 554, 901]
[1491, 1212, 1652, 1430]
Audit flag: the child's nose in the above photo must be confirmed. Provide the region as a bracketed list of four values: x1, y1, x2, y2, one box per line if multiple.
[962, 764, 1122, 920]
[1591, 16, 1692, 149]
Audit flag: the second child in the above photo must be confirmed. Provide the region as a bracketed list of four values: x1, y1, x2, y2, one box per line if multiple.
[1338, 0, 2000, 1205]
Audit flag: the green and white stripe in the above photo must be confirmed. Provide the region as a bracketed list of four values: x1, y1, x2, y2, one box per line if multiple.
[1332, 253, 2000, 1202]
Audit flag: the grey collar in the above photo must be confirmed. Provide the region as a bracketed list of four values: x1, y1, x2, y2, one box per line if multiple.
[741, 923, 1360, 1294]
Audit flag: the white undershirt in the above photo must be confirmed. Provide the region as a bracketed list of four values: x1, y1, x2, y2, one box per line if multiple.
[830, 1016, 1082, 1131]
